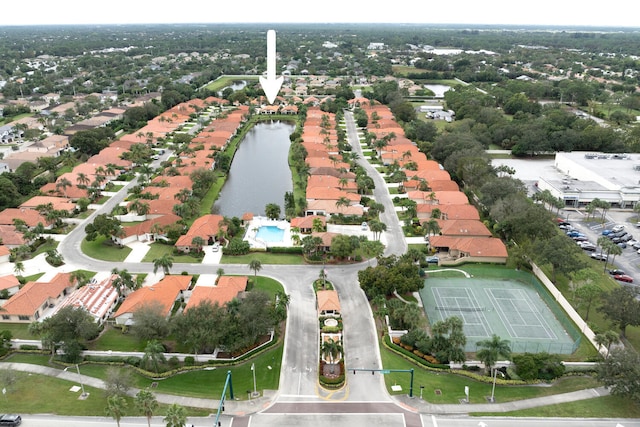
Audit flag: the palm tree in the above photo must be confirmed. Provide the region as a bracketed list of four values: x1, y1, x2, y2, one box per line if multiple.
[135, 389, 159, 427]
[368, 219, 387, 241]
[321, 338, 343, 365]
[152, 254, 174, 276]
[13, 261, 24, 277]
[191, 236, 205, 253]
[594, 330, 620, 357]
[105, 394, 128, 427]
[476, 334, 511, 375]
[55, 177, 72, 198]
[141, 340, 166, 373]
[248, 259, 262, 279]
[335, 197, 351, 211]
[163, 403, 187, 427]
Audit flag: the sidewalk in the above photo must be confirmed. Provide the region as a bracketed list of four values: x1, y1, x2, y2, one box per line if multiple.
[1, 362, 611, 416]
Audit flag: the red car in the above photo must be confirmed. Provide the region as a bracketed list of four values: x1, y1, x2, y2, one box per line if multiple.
[614, 274, 634, 283]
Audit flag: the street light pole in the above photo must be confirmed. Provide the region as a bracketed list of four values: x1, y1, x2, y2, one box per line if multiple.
[251, 363, 257, 396]
[490, 367, 497, 403]
[75, 364, 87, 399]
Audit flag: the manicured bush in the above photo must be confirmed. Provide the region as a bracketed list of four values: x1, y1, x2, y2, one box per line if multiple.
[184, 356, 195, 366]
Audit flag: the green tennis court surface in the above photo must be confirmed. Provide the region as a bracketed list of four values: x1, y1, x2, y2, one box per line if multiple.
[420, 276, 579, 354]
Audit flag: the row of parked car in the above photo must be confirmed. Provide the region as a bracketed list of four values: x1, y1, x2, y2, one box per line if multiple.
[556, 219, 634, 283]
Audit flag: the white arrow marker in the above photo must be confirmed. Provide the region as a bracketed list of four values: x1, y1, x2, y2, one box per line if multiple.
[478, 422, 488, 427]
[259, 29, 284, 104]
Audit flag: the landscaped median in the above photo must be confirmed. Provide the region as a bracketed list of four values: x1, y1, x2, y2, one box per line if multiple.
[316, 279, 346, 390]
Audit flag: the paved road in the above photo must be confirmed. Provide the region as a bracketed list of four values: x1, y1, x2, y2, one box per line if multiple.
[45, 112, 640, 426]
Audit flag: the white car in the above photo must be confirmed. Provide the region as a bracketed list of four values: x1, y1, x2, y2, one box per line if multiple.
[612, 225, 625, 233]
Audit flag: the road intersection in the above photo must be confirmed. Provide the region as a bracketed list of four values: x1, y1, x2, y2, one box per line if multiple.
[39, 112, 635, 426]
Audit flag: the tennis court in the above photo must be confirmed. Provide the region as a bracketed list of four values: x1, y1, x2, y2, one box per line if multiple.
[420, 276, 579, 354]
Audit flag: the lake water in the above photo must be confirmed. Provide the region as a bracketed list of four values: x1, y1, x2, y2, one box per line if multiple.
[424, 84, 451, 98]
[213, 120, 294, 218]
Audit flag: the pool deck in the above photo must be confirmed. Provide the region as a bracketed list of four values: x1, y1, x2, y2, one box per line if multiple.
[244, 217, 294, 249]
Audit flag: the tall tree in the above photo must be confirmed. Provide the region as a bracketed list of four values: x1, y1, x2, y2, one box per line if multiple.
[248, 259, 262, 279]
[135, 389, 159, 427]
[598, 286, 640, 338]
[476, 334, 511, 375]
[597, 348, 640, 401]
[105, 395, 128, 427]
[163, 403, 187, 427]
[152, 254, 174, 276]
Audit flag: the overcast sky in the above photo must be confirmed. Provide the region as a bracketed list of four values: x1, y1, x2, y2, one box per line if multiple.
[2, 0, 639, 28]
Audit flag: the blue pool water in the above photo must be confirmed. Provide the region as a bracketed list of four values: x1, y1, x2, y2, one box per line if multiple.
[256, 226, 285, 243]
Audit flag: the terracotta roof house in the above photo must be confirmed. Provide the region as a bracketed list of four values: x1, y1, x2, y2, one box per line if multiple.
[113, 275, 192, 326]
[430, 235, 508, 265]
[307, 175, 357, 193]
[53, 274, 119, 324]
[175, 214, 225, 252]
[86, 146, 133, 170]
[305, 157, 350, 170]
[0, 208, 50, 228]
[317, 289, 340, 316]
[433, 191, 470, 205]
[142, 198, 181, 217]
[439, 220, 492, 238]
[40, 181, 89, 200]
[311, 231, 340, 252]
[0, 274, 20, 296]
[306, 187, 360, 203]
[305, 200, 364, 217]
[407, 169, 452, 182]
[115, 213, 182, 245]
[290, 215, 326, 234]
[185, 276, 248, 311]
[0, 246, 10, 265]
[309, 167, 356, 180]
[20, 196, 76, 213]
[0, 225, 27, 248]
[416, 204, 480, 221]
[0, 272, 75, 323]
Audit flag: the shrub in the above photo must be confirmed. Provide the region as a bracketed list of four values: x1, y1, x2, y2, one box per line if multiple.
[126, 356, 141, 367]
[168, 356, 180, 368]
[513, 352, 565, 381]
[184, 356, 195, 366]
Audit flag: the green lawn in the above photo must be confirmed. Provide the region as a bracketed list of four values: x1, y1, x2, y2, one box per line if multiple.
[87, 326, 145, 352]
[4, 339, 283, 402]
[380, 340, 601, 404]
[141, 242, 202, 263]
[473, 394, 640, 418]
[0, 371, 211, 416]
[0, 323, 32, 340]
[81, 236, 131, 262]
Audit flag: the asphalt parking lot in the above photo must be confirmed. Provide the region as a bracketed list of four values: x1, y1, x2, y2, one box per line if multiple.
[561, 207, 640, 284]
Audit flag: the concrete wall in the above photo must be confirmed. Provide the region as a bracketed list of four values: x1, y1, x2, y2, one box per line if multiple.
[530, 262, 605, 357]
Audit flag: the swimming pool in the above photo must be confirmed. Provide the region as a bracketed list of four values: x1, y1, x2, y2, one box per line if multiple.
[255, 225, 285, 243]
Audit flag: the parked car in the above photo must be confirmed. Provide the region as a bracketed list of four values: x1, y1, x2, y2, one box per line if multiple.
[621, 234, 633, 242]
[425, 255, 439, 264]
[614, 274, 634, 283]
[0, 415, 21, 426]
[572, 235, 589, 242]
[590, 252, 608, 261]
[602, 229, 613, 236]
[566, 231, 585, 238]
[580, 244, 597, 252]
[609, 269, 626, 276]
[612, 225, 625, 233]
[633, 242, 640, 250]
[617, 242, 627, 249]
